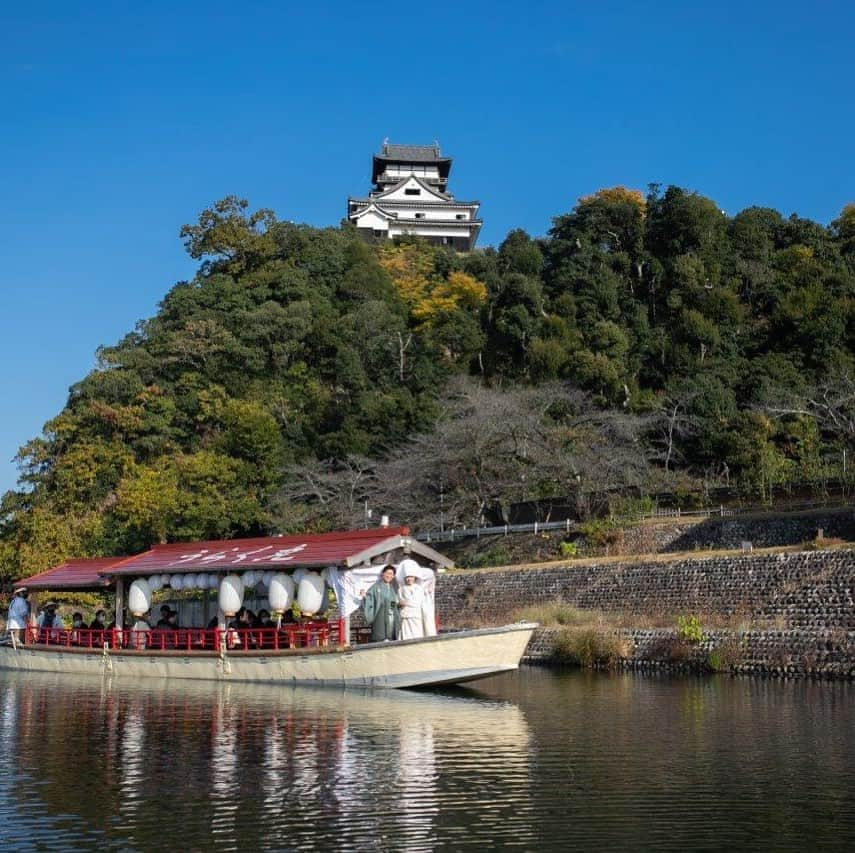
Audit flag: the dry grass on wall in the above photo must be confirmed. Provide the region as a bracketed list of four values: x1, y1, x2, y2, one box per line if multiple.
[514, 604, 629, 669]
[552, 627, 629, 669]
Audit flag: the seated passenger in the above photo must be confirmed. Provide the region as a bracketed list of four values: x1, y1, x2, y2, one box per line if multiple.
[70, 612, 86, 646]
[246, 609, 260, 648]
[256, 609, 275, 648]
[203, 615, 220, 649]
[37, 603, 63, 644]
[227, 607, 253, 648]
[89, 610, 107, 646]
[166, 609, 181, 648]
[153, 607, 178, 649]
[155, 604, 172, 629]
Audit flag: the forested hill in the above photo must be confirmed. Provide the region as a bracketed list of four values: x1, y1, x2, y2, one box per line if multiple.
[3, 189, 855, 579]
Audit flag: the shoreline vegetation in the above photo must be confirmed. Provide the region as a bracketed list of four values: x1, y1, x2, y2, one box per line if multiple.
[513, 604, 853, 679]
[3, 188, 855, 594]
[513, 603, 753, 672]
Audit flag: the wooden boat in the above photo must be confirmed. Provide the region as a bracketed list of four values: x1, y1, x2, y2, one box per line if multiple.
[2, 527, 536, 688]
[0, 623, 536, 688]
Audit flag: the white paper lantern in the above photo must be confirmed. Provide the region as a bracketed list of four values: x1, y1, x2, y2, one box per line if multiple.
[218, 575, 244, 617]
[262, 571, 273, 587]
[268, 573, 295, 613]
[128, 579, 152, 617]
[297, 572, 324, 615]
[147, 574, 162, 592]
[161, 574, 170, 587]
[243, 571, 257, 588]
[170, 575, 183, 591]
[207, 573, 219, 589]
[184, 573, 197, 589]
[293, 568, 306, 585]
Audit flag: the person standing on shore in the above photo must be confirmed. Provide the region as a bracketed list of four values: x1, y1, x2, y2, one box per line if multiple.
[362, 565, 400, 642]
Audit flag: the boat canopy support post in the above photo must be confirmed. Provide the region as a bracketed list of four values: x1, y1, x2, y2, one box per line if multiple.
[202, 586, 211, 629]
[115, 578, 125, 631]
[27, 593, 38, 637]
[217, 573, 226, 632]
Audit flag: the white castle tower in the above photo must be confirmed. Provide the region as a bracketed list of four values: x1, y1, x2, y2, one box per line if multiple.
[347, 141, 482, 251]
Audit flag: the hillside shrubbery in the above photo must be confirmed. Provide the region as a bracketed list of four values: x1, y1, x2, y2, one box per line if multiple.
[3, 190, 855, 578]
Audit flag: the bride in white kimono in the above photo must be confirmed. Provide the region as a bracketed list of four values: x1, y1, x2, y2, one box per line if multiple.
[397, 568, 426, 641]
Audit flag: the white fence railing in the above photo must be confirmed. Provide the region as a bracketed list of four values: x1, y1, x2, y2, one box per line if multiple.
[414, 500, 851, 544]
[417, 518, 576, 544]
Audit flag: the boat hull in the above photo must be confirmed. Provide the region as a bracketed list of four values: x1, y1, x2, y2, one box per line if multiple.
[0, 623, 536, 689]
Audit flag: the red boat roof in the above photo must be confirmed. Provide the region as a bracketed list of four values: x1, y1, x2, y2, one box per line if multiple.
[16, 556, 125, 590]
[13, 527, 453, 591]
[105, 527, 415, 575]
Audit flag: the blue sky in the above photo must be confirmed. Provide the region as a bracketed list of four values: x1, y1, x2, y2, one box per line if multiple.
[1, 0, 853, 494]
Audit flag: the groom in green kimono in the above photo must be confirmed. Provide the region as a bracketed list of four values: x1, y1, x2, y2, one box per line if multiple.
[362, 565, 400, 641]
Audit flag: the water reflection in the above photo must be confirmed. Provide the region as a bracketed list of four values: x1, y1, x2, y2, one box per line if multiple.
[0, 671, 531, 851]
[1, 669, 854, 851]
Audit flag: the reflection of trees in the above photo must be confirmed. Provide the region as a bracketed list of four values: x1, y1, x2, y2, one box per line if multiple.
[2, 673, 532, 850]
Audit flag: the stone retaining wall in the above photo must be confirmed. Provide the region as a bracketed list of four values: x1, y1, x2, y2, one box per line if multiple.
[437, 548, 855, 630]
[437, 547, 855, 678]
[523, 626, 855, 679]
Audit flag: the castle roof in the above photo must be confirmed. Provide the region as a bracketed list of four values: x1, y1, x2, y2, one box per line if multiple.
[378, 143, 445, 161]
[373, 142, 452, 183]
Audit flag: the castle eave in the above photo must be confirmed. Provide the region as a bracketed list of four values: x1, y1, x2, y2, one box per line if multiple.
[349, 197, 479, 210]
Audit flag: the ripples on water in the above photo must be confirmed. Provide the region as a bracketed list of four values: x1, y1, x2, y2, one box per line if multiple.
[0, 667, 852, 851]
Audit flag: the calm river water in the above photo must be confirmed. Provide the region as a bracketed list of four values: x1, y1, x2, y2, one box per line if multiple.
[0, 667, 852, 851]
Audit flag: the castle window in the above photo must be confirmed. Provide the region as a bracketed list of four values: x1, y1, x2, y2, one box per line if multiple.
[415, 213, 425, 219]
[455, 214, 466, 220]
[405, 188, 420, 196]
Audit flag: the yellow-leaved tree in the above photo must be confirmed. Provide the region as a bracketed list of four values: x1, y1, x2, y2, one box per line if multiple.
[378, 243, 486, 329]
[579, 186, 646, 213]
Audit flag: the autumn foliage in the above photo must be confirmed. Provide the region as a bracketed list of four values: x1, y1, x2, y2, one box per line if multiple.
[579, 186, 646, 212]
[378, 243, 487, 327]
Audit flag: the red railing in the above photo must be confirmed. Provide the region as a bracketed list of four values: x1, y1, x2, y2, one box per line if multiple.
[23, 619, 347, 652]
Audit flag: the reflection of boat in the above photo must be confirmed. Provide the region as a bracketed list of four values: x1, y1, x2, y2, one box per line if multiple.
[1, 669, 532, 850]
[4, 527, 536, 689]
[0, 624, 537, 689]
[0, 668, 531, 745]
